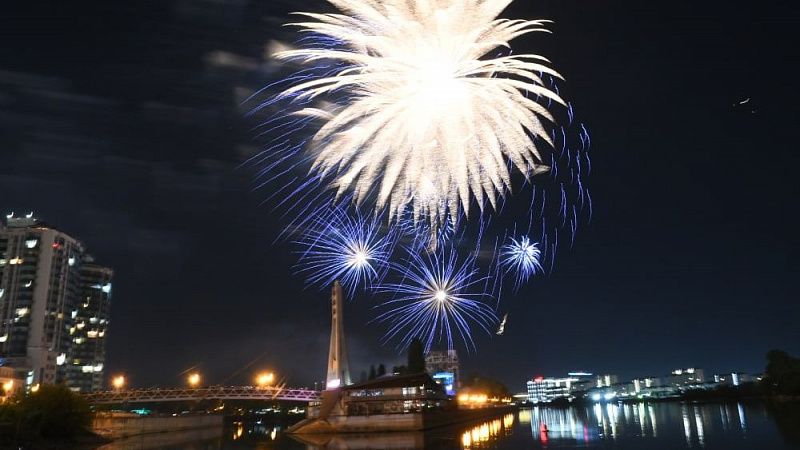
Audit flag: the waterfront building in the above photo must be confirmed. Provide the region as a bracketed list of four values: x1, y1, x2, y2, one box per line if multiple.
[668, 367, 704, 387]
[526, 372, 594, 403]
[714, 372, 756, 386]
[426, 349, 459, 394]
[632, 376, 662, 393]
[595, 374, 619, 388]
[341, 372, 449, 416]
[0, 213, 112, 391]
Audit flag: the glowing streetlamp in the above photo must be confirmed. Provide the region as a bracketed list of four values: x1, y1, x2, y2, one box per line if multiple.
[112, 375, 126, 391]
[2, 380, 13, 394]
[255, 372, 275, 387]
[187, 372, 201, 388]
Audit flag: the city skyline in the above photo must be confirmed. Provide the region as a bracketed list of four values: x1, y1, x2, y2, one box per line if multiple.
[1, 0, 798, 390]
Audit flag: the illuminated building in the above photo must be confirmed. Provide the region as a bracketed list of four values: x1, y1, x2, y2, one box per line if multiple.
[714, 372, 755, 387]
[425, 349, 459, 394]
[526, 372, 594, 403]
[432, 372, 455, 395]
[69, 259, 113, 392]
[595, 374, 619, 388]
[0, 214, 112, 391]
[668, 368, 704, 387]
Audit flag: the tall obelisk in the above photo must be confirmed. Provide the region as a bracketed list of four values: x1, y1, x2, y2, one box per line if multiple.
[325, 281, 351, 389]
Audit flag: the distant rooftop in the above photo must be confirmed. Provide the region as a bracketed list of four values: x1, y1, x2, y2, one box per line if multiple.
[344, 372, 441, 391]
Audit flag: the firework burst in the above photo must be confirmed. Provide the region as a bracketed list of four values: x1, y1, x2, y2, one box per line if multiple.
[294, 207, 395, 295]
[501, 235, 543, 286]
[275, 0, 564, 226]
[376, 247, 498, 351]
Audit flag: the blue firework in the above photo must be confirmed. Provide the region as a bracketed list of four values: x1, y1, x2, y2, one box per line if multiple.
[501, 235, 543, 286]
[295, 208, 395, 296]
[376, 247, 498, 352]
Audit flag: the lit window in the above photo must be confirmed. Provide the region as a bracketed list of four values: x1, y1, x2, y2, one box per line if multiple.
[25, 239, 38, 249]
[68, 257, 75, 266]
[9, 258, 23, 265]
[0, 334, 7, 343]
[56, 354, 66, 366]
[16, 308, 29, 317]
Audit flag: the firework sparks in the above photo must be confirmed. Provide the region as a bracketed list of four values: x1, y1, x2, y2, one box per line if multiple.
[501, 235, 543, 285]
[295, 207, 394, 295]
[376, 247, 498, 351]
[276, 0, 564, 226]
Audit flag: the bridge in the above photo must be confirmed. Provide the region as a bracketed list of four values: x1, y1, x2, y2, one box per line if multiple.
[84, 385, 320, 405]
[85, 283, 346, 407]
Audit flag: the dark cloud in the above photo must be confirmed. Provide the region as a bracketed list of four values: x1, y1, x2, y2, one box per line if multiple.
[1, 0, 799, 391]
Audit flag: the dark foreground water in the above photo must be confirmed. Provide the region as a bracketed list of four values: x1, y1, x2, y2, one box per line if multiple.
[96, 401, 800, 450]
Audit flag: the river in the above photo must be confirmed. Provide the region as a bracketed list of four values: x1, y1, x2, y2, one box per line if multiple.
[96, 400, 800, 449]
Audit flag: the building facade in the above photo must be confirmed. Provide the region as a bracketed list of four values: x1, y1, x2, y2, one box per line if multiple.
[526, 372, 595, 403]
[425, 349, 459, 395]
[0, 214, 112, 392]
[69, 259, 113, 392]
[668, 368, 704, 387]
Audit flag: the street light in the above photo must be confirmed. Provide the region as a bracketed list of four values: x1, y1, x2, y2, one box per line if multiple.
[188, 372, 201, 388]
[255, 372, 275, 387]
[112, 375, 126, 391]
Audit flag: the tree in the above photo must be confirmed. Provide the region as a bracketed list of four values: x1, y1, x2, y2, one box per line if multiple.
[408, 338, 426, 373]
[462, 373, 511, 399]
[369, 365, 376, 380]
[764, 349, 800, 395]
[1, 384, 92, 440]
[377, 363, 387, 377]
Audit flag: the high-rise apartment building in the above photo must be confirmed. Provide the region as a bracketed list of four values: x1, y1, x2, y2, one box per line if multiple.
[0, 213, 112, 392]
[70, 259, 113, 392]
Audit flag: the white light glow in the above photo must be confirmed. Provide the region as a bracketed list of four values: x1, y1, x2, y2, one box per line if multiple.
[277, 0, 563, 225]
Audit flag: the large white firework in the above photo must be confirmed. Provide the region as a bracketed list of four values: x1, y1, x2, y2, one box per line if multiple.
[276, 0, 564, 226]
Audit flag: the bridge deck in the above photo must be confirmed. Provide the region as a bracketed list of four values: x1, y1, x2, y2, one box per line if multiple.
[84, 386, 321, 404]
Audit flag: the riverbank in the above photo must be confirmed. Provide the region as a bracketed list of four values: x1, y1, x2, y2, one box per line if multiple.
[92, 412, 223, 439]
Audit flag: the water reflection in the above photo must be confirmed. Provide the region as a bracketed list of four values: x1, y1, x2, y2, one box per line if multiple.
[95, 401, 800, 450]
[291, 412, 516, 450]
[523, 401, 757, 448]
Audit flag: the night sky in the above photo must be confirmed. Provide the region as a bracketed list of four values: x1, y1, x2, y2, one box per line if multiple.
[1, 0, 798, 391]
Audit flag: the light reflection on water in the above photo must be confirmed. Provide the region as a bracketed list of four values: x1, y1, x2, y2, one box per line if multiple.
[96, 401, 800, 450]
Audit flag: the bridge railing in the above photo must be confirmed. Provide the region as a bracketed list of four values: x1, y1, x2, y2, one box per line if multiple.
[84, 385, 321, 404]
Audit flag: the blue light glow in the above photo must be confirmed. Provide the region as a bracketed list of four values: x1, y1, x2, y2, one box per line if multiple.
[295, 207, 395, 296]
[501, 235, 543, 285]
[376, 247, 497, 352]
